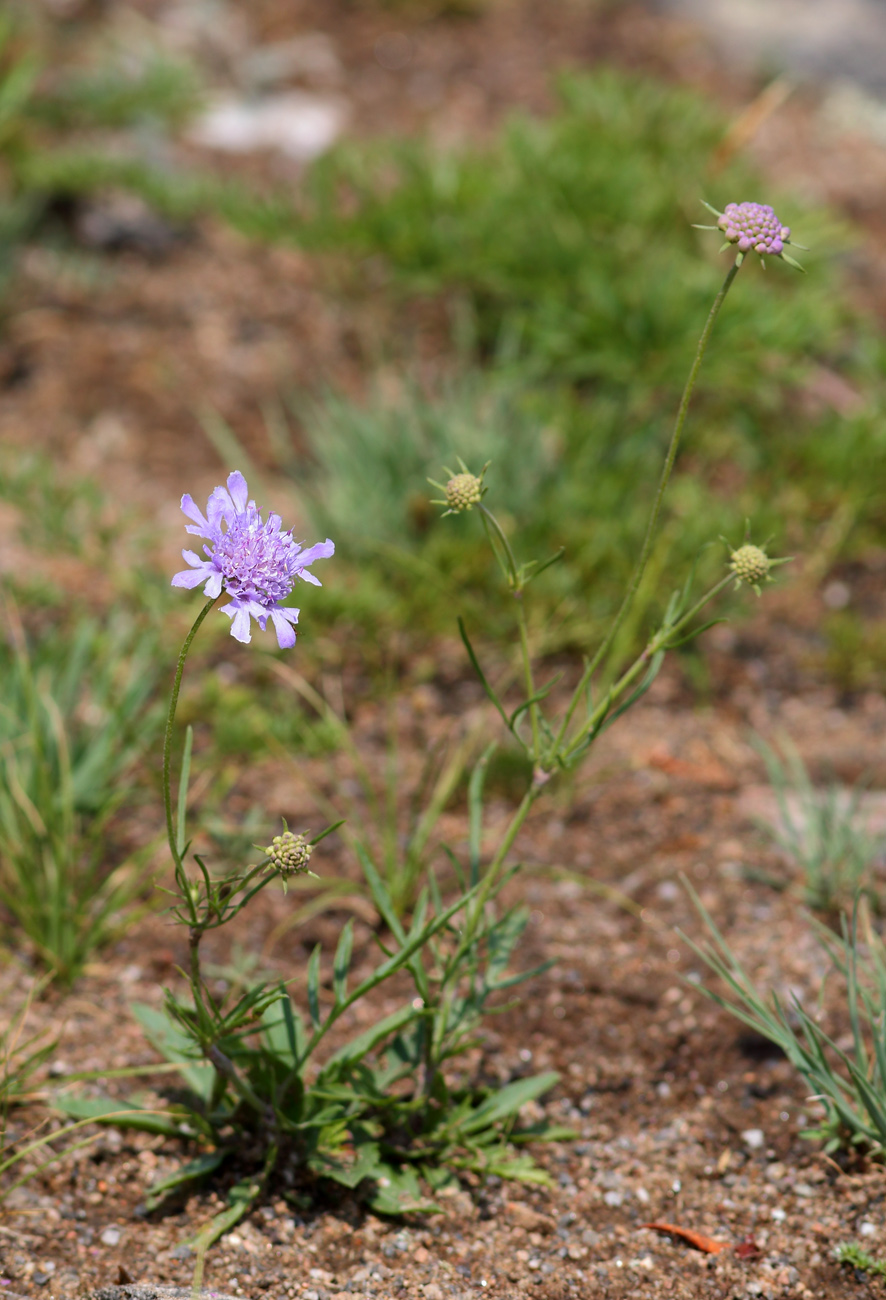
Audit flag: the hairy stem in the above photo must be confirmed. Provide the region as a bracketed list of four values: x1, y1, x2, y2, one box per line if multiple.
[162, 596, 218, 880]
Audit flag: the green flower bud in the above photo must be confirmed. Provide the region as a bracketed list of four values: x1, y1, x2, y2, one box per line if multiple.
[729, 544, 772, 589]
[445, 472, 484, 513]
[264, 830, 313, 877]
[428, 458, 489, 516]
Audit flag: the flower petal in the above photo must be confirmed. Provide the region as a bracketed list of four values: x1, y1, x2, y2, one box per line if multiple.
[180, 494, 209, 532]
[227, 471, 249, 514]
[208, 485, 234, 528]
[297, 569, 322, 587]
[203, 570, 224, 598]
[296, 539, 335, 567]
[271, 608, 299, 649]
[222, 602, 253, 643]
[172, 565, 210, 589]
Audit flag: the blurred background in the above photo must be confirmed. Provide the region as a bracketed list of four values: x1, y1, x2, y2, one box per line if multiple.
[1, 0, 886, 770]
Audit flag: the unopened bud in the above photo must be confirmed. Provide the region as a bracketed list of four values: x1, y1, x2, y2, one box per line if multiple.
[729, 544, 772, 588]
[264, 830, 313, 877]
[445, 472, 484, 513]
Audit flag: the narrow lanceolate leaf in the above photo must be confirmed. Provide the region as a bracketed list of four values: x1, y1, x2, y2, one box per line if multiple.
[53, 1095, 183, 1138]
[261, 992, 306, 1066]
[307, 943, 322, 1029]
[176, 725, 193, 858]
[357, 844, 405, 944]
[144, 1150, 227, 1211]
[460, 1071, 560, 1135]
[458, 617, 511, 732]
[326, 1003, 416, 1068]
[333, 919, 354, 1005]
[185, 1175, 264, 1252]
[468, 743, 496, 886]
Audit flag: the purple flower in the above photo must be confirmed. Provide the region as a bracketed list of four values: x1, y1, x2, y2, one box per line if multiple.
[171, 471, 334, 648]
[717, 202, 786, 256]
[696, 200, 805, 271]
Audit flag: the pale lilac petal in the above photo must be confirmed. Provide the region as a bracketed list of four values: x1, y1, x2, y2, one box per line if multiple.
[172, 566, 210, 589]
[203, 570, 224, 598]
[227, 471, 249, 513]
[208, 486, 234, 528]
[295, 539, 335, 567]
[222, 602, 253, 643]
[267, 513, 282, 535]
[180, 494, 209, 532]
[271, 608, 298, 648]
[297, 569, 322, 587]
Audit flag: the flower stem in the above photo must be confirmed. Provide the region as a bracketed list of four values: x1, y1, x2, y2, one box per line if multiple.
[162, 596, 219, 879]
[553, 257, 742, 758]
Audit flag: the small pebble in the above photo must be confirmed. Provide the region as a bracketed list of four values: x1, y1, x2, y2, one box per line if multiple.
[860, 1221, 877, 1237]
[741, 1129, 765, 1150]
[100, 1226, 122, 1246]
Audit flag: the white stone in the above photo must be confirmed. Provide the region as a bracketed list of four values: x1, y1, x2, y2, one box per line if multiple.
[188, 93, 347, 162]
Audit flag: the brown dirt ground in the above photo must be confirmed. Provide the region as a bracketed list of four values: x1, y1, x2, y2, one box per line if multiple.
[3, 1, 886, 1298]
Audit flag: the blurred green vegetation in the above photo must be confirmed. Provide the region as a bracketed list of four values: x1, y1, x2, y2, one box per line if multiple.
[0, 12, 201, 299]
[219, 71, 882, 650]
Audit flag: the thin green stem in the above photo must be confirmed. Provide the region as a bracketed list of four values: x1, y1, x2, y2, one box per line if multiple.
[553, 258, 743, 758]
[162, 597, 218, 880]
[562, 572, 734, 763]
[477, 505, 540, 756]
[460, 785, 539, 950]
[516, 603, 540, 760]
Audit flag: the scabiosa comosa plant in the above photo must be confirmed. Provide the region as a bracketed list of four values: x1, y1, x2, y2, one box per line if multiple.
[62, 470, 568, 1249]
[430, 203, 797, 910]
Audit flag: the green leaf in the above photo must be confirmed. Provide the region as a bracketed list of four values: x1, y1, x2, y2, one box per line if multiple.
[597, 650, 665, 736]
[144, 1150, 227, 1211]
[185, 1174, 263, 1251]
[481, 1153, 553, 1185]
[333, 919, 354, 1005]
[261, 992, 306, 1067]
[508, 672, 563, 731]
[460, 1072, 559, 1135]
[130, 1001, 215, 1101]
[310, 1139, 383, 1190]
[467, 743, 496, 886]
[307, 943, 322, 1030]
[54, 1094, 184, 1137]
[458, 618, 511, 733]
[357, 844, 405, 944]
[326, 1003, 416, 1069]
[367, 1162, 438, 1216]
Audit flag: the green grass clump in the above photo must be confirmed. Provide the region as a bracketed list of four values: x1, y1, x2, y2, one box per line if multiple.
[836, 1242, 886, 1277]
[0, 607, 163, 984]
[753, 737, 886, 912]
[227, 70, 885, 644]
[0, 14, 203, 299]
[688, 893, 886, 1162]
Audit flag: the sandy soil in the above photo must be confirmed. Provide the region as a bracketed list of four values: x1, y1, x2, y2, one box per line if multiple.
[3, 2, 886, 1297]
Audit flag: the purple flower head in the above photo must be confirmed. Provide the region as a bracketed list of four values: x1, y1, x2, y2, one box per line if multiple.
[171, 471, 334, 649]
[697, 200, 805, 270]
[718, 202, 786, 256]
